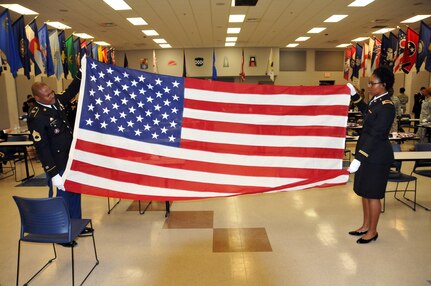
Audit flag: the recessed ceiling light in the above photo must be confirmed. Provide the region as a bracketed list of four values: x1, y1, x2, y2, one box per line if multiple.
[401, 15, 431, 23]
[73, 33, 94, 39]
[352, 37, 369, 41]
[103, 0, 131, 10]
[295, 37, 310, 41]
[94, 41, 110, 46]
[160, 44, 171, 48]
[324, 15, 348, 22]
[372, 28, 395, 34]
[307, 27, 326, 33]
[0, 4, 38, 15]
[127, 17, 148, 25]
[229, 14, 246, 23]
[142, 30, 159, 36]
[286, 43, 299, 47]
[336, 44, 352, 48]
[225, 42, 236, 47]
[227, 27, 241, 34]
[153, 38, 167, 44]
[348, 0, 374, 7]
[46, 21, 71, 30]
[226, 37, 238, 41]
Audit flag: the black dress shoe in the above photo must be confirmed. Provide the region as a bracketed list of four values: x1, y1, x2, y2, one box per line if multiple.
[58, 241, 77, 247]
[79, 227, 94, 236]
[348, 230, 368, 236]
[356, 233, 378, 244]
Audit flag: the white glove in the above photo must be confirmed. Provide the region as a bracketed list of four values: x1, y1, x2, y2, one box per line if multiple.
[348, 159, 361, 173]
[422, 119, 427, 123]
[52, 174, 65, 190]
[347, 83, 357, 96]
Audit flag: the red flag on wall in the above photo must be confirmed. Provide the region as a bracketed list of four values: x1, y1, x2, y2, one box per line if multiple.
[401, 27, 419, 74]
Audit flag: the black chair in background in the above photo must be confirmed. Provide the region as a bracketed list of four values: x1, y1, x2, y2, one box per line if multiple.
[382, 144, 417, 212]
[398, 114, 412, 132]
[407, 143, 431, 210]
[0, 135, 34, 181]
[13, 196, 99, 286]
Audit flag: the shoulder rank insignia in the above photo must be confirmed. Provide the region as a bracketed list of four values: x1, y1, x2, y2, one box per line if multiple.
[30, 106, 39, 117]
[32, 130, 42, 142]
[382, 100, 393, 105]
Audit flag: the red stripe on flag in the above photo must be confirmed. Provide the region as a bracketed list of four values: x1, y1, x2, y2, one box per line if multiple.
[180, 139, 344, 158]
[182, 118, 347, 137]
[184, 98, 348, 116]
[70, 160, 265, 194]
[185, 78, 349, 95]
[75, 139, 342, 178]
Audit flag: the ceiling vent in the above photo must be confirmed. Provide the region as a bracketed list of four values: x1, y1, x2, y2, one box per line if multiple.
[99, 22, 117, 28]
[234, 0, 258, 6]
[246, 17, 260, 22]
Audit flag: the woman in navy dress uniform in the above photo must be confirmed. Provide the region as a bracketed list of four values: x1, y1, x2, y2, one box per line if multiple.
[347, 66, 395, 244]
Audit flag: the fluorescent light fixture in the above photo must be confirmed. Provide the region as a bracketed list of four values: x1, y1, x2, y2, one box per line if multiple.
[160, 44, 171, 48]
[324, 15, 348, 22]
[348, 0, 374, 7]
[103, 0, 131, 10]
[225, 42, 236, 47]
[73, 33, 94, 39]
[336, 44, 352, 48]
[307, 27, 326, 33]
[94, 41, 110, 46]
[401, 15, 431, 23]
[352, 37, 369, 41]
[229, 14, 246, 23]
[127, 17, 148, 25]
[46, 21, 71, 30]
[226, 37, 238, 41]
[142, 30, 159, 36]
[372, 28, 395, 34]
[153, 38, 167, 44]
[295, 36, 310, 41]
[0, 4, 38, 15]
[286, 43, 299, 47]
[227, 27, 241, 34]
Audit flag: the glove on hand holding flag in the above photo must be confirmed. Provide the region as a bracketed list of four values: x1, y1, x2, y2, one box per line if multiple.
[63, 56, 351, 201]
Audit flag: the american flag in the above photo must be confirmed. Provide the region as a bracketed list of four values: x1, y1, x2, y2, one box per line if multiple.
[63, 56, 350, 201]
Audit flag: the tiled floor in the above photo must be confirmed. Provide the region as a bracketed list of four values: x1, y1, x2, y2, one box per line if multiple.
[1, 141, 431, 285]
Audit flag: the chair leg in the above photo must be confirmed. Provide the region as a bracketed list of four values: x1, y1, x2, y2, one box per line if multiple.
[394, 180, 417, 211]
[79, 221, 99, 285]
[20, 242, 57, 286]
[16, 240, 21, 286]
[402, 179, 430, 211]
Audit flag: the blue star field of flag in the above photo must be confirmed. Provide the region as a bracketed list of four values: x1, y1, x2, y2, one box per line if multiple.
[80, 57, 185, 147]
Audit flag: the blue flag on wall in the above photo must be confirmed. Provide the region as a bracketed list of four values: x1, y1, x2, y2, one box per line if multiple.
[380, 34, 389, 67]
[416, 21, 431, 73]
[352, 43, 362, 79]
[212, 48, 217, 80]
[38, 24, 54, 76]
[12, 15, 30, 79]
[0, 9, 23, 77]
[58, 30, 69, 79]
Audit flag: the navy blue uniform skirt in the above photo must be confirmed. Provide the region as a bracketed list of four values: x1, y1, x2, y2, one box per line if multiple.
[353, 161, 391, 199]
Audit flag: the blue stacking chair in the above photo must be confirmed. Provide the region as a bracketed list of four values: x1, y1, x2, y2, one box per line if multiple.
[13, 196, 99, 286]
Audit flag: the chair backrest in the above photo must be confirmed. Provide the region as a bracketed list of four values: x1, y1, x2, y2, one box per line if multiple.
[13, 196, 71, 237]
[391, 144, 402, 171]
[7, 135, 28, 142]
